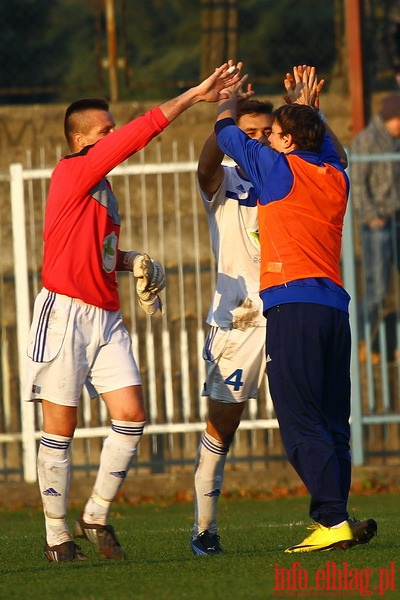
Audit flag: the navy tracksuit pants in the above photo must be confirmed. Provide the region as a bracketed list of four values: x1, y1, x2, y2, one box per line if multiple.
[265, 302, 351, 527]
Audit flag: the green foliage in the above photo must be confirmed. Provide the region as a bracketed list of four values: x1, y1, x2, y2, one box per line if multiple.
[0, 0, 54, 85]
[0, 0, 99, 103]
[45, 1, 101, 89]
[239, 0, 335, 82]
[122, 0, 201, 93]
[0, 0, 393, 103]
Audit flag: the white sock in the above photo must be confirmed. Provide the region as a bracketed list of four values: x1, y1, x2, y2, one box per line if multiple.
[331, 520, 348, 529]
[83, 420, 145, 525]
[37, 433, 72, 546]
[193, 432, 229, 537]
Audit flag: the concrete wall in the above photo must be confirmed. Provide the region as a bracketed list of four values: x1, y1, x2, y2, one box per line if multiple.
[0, 92, 354, 172]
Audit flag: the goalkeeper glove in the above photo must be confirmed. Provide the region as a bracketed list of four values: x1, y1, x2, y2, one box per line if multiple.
[123, 251, 166, 315]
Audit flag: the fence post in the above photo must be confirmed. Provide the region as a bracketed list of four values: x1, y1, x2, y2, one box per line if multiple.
[342, 169, 364, 466]
[10, 163, 37, 482]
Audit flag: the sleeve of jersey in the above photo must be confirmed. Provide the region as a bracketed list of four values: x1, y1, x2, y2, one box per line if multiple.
[215, 118, 275, 195]
[215, 119, 249, 169]
[88, 107, 170, 177]
[321, 134, 350, 194]
[321, 134, 345, 171]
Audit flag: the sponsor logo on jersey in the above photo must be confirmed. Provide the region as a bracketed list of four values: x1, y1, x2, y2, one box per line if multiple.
[102, 231, 118, 273]
[246, 227, 260, 250]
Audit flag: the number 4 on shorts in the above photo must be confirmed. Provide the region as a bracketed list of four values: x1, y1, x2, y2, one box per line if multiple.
[224, 369, 244, 391]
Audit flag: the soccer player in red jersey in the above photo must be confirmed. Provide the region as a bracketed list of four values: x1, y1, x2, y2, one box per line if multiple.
[25, 63, 241, 562]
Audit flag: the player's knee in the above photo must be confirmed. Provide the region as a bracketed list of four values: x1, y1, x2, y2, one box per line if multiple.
[120, 408, 147, 423]
[42, 401, 78, 437]
[206, 419, 239, 446]
[207, 400, 244, 443]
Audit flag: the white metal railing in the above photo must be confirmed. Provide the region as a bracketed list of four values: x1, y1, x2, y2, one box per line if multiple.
[6, 145, 277, 482]
[346, 152, 400, 465]
[2, 146, 400, 481]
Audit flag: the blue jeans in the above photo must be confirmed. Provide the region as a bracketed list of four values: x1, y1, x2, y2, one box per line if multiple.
[358, 215, 400, 342]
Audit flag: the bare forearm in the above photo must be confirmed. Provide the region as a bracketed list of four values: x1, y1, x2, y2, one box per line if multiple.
[116, 249, 140, 271]
[216, 95, 237, 123]
[159, 86, 203, 123]
[158, 63, 241, 124]
[197, 132, 225, 194]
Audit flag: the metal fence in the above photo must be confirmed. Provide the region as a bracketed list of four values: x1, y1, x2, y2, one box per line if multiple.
[346, 152, 400, 466]
[2, 143, 281, 484]
[1, 145, 400, 483]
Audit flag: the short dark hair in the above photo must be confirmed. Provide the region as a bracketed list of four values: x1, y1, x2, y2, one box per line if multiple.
[236, 98, 273, 123]
[272, 104, 325, 152]
[64, 98, 109, 146]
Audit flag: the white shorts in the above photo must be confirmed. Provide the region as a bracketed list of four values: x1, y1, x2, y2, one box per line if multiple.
[25, 288, 141, 407]
[202, 325, 266, 403]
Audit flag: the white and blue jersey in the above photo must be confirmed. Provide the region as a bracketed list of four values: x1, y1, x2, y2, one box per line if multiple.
[200, 164, 265, 329]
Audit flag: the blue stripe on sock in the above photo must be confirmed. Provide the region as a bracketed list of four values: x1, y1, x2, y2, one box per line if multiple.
[40, 436, 70, 450]
[201, 435, 229, 455]
[111, 424, 144, 436]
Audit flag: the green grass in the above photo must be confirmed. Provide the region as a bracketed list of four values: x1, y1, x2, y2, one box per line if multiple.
[0, 494, 398, 599]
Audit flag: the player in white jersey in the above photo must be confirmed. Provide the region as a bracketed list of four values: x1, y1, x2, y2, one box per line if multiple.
[191, 94, 273, 555]
[191, 66, 365, 556]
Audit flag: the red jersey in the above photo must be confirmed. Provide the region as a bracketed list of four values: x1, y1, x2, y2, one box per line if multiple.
[42, 107, 169, 310]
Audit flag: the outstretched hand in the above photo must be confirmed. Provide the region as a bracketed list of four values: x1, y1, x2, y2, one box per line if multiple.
[223, 59, 254, 100]
[283, 65, 324, 108]
[197, 61, 243, 103]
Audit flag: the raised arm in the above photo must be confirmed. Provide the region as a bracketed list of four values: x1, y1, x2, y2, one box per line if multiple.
[198, 73, 252, 196]
[283, 65, 323, 108]
[159, 62, 241, 124]
[321, 122, 348, 169]
[284, 65, 348, 168]
[197, 131, 226, 197]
